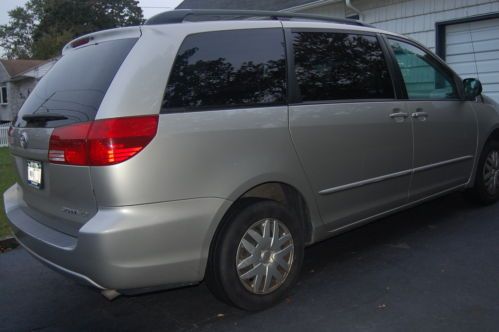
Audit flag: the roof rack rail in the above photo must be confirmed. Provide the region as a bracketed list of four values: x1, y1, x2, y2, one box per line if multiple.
[145, 9, 372, 27]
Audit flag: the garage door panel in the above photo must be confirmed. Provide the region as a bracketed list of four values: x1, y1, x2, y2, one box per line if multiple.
[446, 31, 472, 44]
[446, 43, 473, 55]
[448, 51, 499, 63]
[452, 62, 476, 74]
[476, 60, 499, 72]
[446, 53, 475, 64]
[459, 73, 479, 79]
[447, 18, 499, 33]
[446, 30, 498, 45]
[477, 72, 499, 84]
[470, 28, 499, 42]
[450, 62, 478, 74]
[448, 27, 499, 44]
[445, 17, 499, 102]
[470, 39, 499, 53]
[446, 40, 499, 55]
[475, 50, 499, 61]
[486, 92, 499, 101]
[482, 83, 499, 92]
[448, 52, 499, 65]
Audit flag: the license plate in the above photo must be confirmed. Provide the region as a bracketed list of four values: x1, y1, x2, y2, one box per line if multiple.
[27, 160, 42, 189]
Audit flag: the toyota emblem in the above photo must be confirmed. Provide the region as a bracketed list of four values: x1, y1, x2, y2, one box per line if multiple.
[20, 132, 28, 149]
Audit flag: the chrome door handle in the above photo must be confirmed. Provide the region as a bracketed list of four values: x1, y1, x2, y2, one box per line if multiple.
[411, 111, 428, 119]
[389, 112, 409, 121]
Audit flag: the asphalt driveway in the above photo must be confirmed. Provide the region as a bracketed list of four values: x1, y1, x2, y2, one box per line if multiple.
[1, 193, 499, 332]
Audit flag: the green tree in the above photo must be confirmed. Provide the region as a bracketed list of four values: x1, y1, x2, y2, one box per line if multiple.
[0, 7, 35, 59]
[0, 0, 143, 59]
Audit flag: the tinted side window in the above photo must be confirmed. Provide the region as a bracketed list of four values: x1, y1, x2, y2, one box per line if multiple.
[388, 39, 458, 100]
[293, 32, 394, 102]
[163, 29, 286, 111]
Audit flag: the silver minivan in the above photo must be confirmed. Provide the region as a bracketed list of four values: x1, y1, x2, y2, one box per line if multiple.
[4, 9, 499, 310]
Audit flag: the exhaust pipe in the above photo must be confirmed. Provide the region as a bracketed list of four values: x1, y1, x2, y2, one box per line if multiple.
[101, 289, 121, 301]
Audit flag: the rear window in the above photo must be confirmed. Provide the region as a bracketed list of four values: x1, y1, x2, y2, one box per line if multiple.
[162, 28, 286, 112]
[292, 32, 394, 102]
[15, 38, 137, 128]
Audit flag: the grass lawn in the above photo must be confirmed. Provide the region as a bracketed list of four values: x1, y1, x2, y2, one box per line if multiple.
[1, 147, 16, 238]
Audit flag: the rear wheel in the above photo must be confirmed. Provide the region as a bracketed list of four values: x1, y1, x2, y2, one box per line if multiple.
[469, 140, 499, 204]
[206, 199, 304, 311]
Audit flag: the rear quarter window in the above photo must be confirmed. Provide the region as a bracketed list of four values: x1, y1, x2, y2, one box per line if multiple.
[162, 28, 287, 112]
[15, 38, 137, 128]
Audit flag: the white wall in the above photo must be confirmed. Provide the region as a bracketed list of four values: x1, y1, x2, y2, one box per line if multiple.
[299, 1, 347, 17]
[8, 77, 37, 120]
[0, 62, 11, 122]
[298, 0, 499, 51]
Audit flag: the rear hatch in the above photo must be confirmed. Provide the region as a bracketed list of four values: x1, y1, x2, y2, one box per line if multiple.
[8, 31, 139, 236]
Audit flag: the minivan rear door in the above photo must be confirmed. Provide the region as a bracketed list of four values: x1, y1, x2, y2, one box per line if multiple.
[285, 26, 413, 229]
[8, 33, 139, 236]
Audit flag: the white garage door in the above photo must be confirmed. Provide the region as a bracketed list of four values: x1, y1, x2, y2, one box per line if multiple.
[445, 17, 499, 102]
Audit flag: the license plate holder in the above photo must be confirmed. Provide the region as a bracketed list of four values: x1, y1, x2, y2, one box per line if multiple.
[27, 160, 43, 189]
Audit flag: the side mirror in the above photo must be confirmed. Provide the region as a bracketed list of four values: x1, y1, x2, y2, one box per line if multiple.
[463, 78, 482, 100]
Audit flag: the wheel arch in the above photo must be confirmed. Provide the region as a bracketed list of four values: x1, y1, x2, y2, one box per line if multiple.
[203, 177, 321, 271]
[467, 124, 499, 188]
[216, 181, 317, 246]
[485, 127, 499, 144]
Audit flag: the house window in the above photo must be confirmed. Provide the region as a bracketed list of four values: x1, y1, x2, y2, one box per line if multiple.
[0, 85, 7, 105]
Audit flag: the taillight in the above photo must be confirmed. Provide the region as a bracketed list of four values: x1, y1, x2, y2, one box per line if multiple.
[48, 115, 158, 166]
[48, 122, 91, 165]
[70, 37, 92, 48]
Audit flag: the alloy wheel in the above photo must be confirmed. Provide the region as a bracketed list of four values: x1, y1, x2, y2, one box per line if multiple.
[236, 218, 294, 295]
[483, 150, 499, 195]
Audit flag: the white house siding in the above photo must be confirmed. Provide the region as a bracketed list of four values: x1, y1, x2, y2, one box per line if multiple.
[297, 0, 499, 102]
[297, 1, 347, 16]
[299, 0, 499, 52]
[8, 77, 37, 119]
[0, 64, 10, 123]
[0, 60, 56, 123]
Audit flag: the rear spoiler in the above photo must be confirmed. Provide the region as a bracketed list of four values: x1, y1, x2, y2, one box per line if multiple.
[62, 26, 142, 55]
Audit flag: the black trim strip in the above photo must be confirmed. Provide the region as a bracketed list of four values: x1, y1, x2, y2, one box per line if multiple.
[284, 28, 301, 104]
[288, 27, 377, 35]
[319, 155, 474, 195]
[319, 169, 412, 195]
[379, 33, 408, 99]
[290, 98, 399, 106]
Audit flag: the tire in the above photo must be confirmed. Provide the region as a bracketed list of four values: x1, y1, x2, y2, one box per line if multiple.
[206, 199, 304, 311]
[468, 140, 499, 205]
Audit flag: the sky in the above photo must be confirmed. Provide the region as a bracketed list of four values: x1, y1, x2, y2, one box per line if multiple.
[0, 0, 184, 56]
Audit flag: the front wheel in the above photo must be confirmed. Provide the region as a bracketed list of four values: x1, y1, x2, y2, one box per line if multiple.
[468, 140, 499, 204]
[206, 199, 304, 311]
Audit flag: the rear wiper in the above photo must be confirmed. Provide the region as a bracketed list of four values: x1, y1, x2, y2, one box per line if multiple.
[22, 113, 68, 122]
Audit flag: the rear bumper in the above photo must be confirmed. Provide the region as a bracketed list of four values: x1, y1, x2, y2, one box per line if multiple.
[3, 184, 231, 291]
